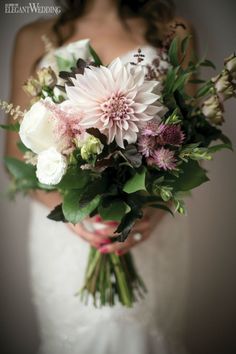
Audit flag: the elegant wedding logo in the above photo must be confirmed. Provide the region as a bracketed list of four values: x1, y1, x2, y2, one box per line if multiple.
[4, 2, 61, 15]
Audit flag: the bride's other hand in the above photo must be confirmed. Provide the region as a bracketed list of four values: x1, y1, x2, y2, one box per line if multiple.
[69, 209, 165, 254]
[67, 221, 114, 249]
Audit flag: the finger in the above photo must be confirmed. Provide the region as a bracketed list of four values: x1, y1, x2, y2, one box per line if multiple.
[69, 223, 112, 247]
[132, 219, 151, 233]
[97, 217, 151, 237]
[95, 225, 119, 237]
[98, 231, 150, 254]
[91, 215, 119, 228]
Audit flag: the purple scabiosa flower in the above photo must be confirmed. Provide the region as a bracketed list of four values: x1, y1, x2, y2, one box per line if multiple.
[148, 147, 177, 170]
[157, 124, 185, 146]
[137, 135, 156, 157]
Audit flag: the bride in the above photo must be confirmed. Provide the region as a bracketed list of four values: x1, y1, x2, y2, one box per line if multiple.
[6, 0, 195, 353]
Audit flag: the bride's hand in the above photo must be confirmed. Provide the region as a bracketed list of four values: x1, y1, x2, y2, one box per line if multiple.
[68, 210, 161, 255]
[67, 219, 117, 249]
[97, 215, 153, 255]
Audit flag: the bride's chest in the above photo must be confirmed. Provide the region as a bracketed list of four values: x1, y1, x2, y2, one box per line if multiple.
[66, 20, 147, 65]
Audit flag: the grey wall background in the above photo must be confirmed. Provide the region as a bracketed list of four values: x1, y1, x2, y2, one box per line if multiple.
[0, 1, 235, 353]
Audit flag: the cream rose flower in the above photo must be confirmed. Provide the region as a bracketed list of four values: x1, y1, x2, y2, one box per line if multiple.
[202, 95, 224, 125]
[212, 70, 234, 100]
[19, 100, 57, 154]
[224, 54, 236, 78]
[36, 147, 67, 185]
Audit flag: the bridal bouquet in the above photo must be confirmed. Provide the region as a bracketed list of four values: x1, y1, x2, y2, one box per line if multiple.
[1, 37, 234, 307]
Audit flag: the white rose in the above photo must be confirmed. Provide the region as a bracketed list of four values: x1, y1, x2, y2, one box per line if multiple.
[55, 39, 91, 62]
[36, 147, 67, 185]
[19, 100, 56, 154]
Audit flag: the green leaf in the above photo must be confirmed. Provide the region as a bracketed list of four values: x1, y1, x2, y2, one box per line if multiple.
[89, 45, 103, 66]
[173, 72, 191, 92]
[4, 156, 39, 191]
[149, 203, 174, 216]
[121, 144, 142, 168]
[98, 200, 127, 221]
[181, 36, 191, 55]
[47, 204, 67, 222]
[58, 166, 89, 190]
[79, 176, 108, 207]
[17, 141, 30, 153]
[196, 82, 213, 98]
[62, 189, 100, 224]
[208, 143, 232, 153]
[0, 122, 20, 132]
[200, 59, 216, 70]
[173, 160, 209, 192]
[168, 37, 179, 67]
[115, 208, 143, 242]
[4, 156, 37, 182]
[55, 55, 76, 72]
[123, 168, 146, 194]
[219, 134, 233, 150]
[189, 79, 206, 84]
[164, 68, 177, 94]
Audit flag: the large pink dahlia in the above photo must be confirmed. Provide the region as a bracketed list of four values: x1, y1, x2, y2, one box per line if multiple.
[65, 58, 166, 148]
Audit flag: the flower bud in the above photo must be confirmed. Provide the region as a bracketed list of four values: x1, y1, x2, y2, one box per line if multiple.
[202, 95, 224, 125]
[224, 53, 236, 78]
[37, 66, 57, 88]
[80, 136, 103, 161]
[212, 70, 234, 100]
[23, 77, 42, 97]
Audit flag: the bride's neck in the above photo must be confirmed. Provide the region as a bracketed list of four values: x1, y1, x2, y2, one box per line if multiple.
[83, 0, 118, 20]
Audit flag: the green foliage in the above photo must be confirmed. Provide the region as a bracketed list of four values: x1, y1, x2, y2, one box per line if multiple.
[149, 203, 174, 216]
[62, 189, 100, 224]
[115, 208, 143, 242]
[47, 204, 67, 222]
[123, 168, 146, 193]
[98, 200, 128, 221]
[196, 81, 213, 98]
[55, 55, 76, 72]
[168, 37, 179, 67]
[180, 144, 212, 162]
[4, 156, 38, 190]
[17, 141, 30, 154]
[58, 166, 89, 190]
[79, 176, 108, 207]
[181, 36, 191, 57]
[89, 45, 103, 66]
[208, 143, 233, 153]
[0, 122, 20, 132]
[172, 160, 209, 192]
[199, 59, 216, 70]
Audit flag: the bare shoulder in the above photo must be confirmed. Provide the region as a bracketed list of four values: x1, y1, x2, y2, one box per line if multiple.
[14, 17, 56, 66]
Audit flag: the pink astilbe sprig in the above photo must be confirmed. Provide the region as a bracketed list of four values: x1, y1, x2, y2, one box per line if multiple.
[148, 147, 177, 171]
[42, 100, 85, 154]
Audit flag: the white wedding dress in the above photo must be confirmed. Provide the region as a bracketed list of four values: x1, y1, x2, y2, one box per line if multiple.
[28, 40, 190, 354]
